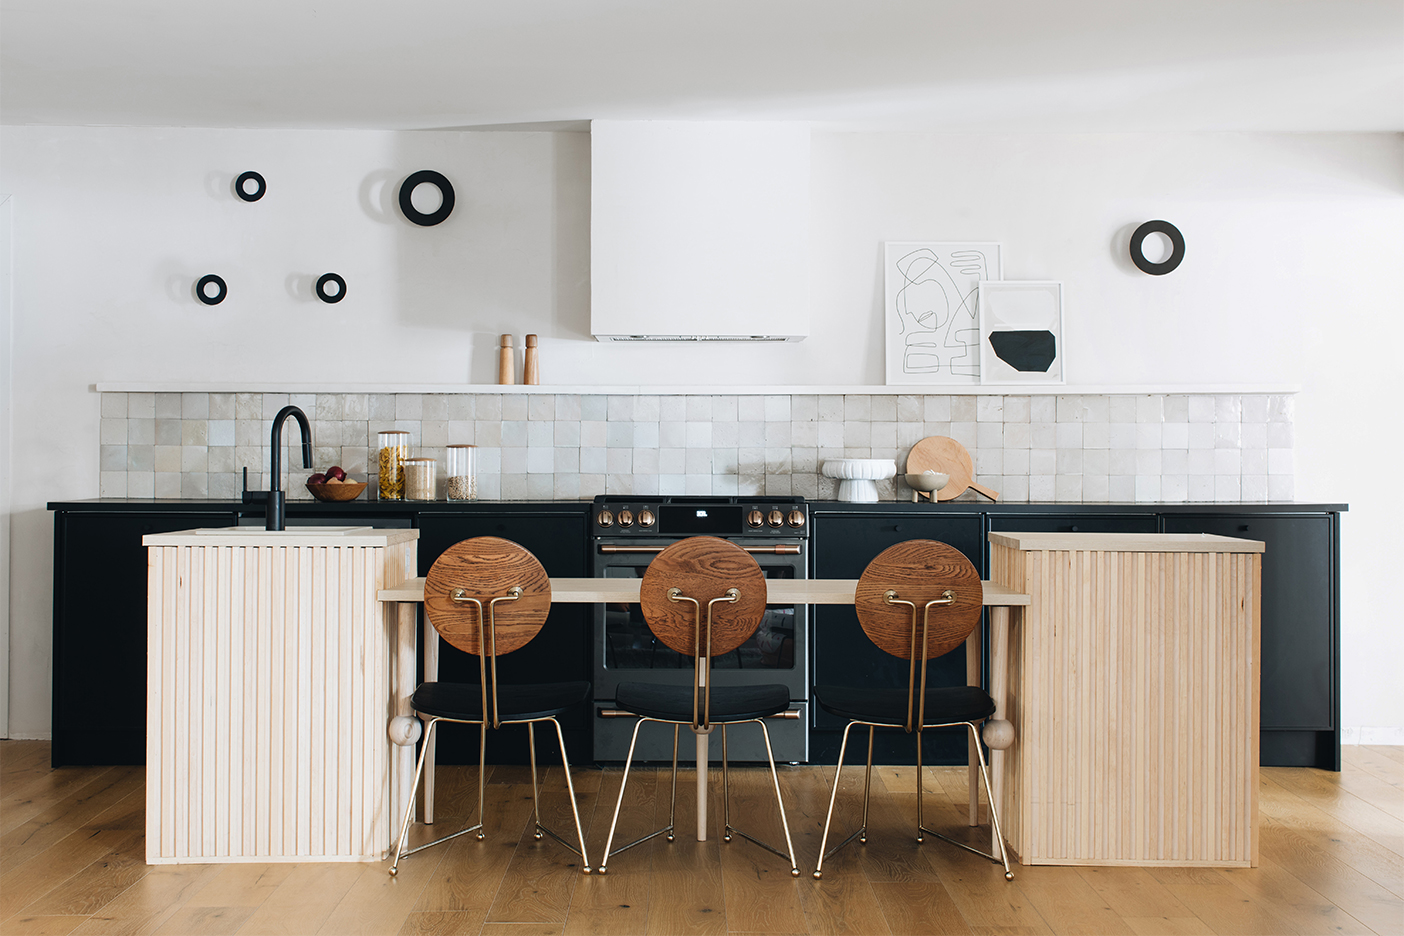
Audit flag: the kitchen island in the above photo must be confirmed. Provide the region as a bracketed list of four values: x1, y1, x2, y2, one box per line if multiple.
[143, 526, 417, 864]
[989, 531, 1265, 867]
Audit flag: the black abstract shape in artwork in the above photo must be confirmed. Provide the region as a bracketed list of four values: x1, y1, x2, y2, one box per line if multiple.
[989, 330, 1056, 372]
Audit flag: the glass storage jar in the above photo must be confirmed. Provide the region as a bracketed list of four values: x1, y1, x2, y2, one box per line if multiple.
[445, 444, 477, 501]
[376, 430, 410, 500]
[403, 457, 436, 501]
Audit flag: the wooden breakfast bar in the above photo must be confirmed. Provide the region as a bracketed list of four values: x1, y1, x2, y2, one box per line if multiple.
[378, 576, 1031, 849]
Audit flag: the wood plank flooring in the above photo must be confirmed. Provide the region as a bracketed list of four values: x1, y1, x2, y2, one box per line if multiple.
[2, 741, 1401, 935]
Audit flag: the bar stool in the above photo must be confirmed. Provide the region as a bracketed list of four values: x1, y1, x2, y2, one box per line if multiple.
[812, 539, 1013, 880]
[389, 536, 592, 876]
[598, 536, 800, 876]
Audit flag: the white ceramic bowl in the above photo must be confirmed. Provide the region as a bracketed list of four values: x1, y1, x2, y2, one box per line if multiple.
[821, 458, 897, 502]
[904, 471, 950, 493]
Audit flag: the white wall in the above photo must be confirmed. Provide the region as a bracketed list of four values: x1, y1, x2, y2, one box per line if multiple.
[1, 126, 1399, 739]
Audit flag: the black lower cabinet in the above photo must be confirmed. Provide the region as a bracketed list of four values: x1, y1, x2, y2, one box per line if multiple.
[52, 510, 238, 766]
[416, 512, 593, 767]
[1163, 513, 1340, 769]
[810, 512, 985, 766]
[987, 512, 1159, 535]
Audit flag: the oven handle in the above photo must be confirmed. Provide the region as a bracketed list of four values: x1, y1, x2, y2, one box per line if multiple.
[599, 707, 802, 719]
[598, 543, 802, 555]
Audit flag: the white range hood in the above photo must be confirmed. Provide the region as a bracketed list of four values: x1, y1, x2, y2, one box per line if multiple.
[590, 120, 811, 341]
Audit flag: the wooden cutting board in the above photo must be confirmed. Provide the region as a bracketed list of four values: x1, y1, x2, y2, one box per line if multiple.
[906, 436, 1000, 502]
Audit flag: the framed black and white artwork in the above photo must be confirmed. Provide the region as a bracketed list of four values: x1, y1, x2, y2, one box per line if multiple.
[977, 280, 1064, 384]
[884, 242, 1002, 385]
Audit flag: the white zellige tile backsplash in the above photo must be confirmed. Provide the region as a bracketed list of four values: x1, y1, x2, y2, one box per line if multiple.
[97, 391, 1294, 503]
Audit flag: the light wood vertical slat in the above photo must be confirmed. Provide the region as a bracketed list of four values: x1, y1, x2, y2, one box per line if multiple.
[337, 546, 354, 856]
[256, 545, 273, 857]
[309, 545, 325, 857]
[213, 545, 231, 857]
[200, 543, 217, 858]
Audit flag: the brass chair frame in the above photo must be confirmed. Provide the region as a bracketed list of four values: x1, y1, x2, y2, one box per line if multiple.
[813, 588, 1014, 880]
[390, 586, 591, 876]
[599, 585, 800, 876]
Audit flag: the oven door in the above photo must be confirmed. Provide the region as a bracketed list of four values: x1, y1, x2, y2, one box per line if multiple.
[592, 538, 809, 763]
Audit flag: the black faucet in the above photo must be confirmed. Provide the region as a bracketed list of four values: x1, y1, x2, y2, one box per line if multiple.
[267, 405, 313, 531]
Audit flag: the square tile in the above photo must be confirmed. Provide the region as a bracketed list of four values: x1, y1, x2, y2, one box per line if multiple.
[501, 394, 529, 421]
[127, 392, 156, 419]
[923, 396, 951, 422]
[580, 395, 608, 420]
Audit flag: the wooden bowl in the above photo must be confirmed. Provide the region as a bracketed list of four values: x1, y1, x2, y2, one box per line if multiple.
[305, 481, 367, 502]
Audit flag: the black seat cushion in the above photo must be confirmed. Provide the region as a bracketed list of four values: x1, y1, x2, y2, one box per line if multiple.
[615, 681, 791, 722]
[814, 684, 996, 726]
[412, 680, 591, 723]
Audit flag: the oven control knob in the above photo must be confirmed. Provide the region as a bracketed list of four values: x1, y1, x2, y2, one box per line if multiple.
[767, 509, 784, 528]
[747, 509, 764, 528]
[597, 510, 614, 528]
[787, 509, 806, 528]
[618, 509, 634, 528]
[638, 509, 656, 528]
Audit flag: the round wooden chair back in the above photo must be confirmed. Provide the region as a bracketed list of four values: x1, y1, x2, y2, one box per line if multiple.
[855, 540, 982, 660]
[424, 536, 552, 657]
[640, 536, 767, 657]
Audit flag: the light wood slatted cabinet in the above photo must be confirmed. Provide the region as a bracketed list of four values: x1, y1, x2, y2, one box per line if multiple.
[143, 526, 417, 863]
[988, 531, 1263, 867]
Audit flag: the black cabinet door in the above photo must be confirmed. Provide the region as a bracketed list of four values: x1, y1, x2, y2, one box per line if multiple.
[1162, 513, 1338, 768]
[53, 511, 238, 766]
[810, 513, 985, 765]
[987, 513, 1159, 534]
[416, 512, 592, 765]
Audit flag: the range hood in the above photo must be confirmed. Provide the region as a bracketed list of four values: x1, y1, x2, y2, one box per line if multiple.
[590, 120, 811, 341]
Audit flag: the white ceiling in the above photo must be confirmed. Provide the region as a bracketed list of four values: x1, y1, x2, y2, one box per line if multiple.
[2, 0, 1401, 132]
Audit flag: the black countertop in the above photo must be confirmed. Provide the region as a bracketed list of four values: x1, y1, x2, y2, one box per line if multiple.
[48, 498, 1348, 515]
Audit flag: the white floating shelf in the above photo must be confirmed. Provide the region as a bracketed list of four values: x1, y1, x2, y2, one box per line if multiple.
[94, 382, 1301, 396]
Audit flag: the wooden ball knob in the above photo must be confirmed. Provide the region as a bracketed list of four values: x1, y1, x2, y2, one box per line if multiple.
[982, 718, 1015, 750]
[388, 715, 423, 746]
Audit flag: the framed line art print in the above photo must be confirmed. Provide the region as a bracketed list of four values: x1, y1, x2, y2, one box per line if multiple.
[977, 280, 1064, 384]
[884, 242, 1002, 385]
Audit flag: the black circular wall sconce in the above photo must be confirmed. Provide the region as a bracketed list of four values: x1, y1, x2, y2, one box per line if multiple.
[234, 171, 266, 202]
[196, 274, 227, 305]
[398, 170, 455, 226]
[1129, 220, 1185, 275]
[315, 272, 347, 303]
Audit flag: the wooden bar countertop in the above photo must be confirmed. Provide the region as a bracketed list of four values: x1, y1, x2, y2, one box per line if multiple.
[379, 577, 1031, 606]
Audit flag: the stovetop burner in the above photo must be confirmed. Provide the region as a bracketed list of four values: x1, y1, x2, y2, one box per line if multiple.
[590, 494, 808, 537]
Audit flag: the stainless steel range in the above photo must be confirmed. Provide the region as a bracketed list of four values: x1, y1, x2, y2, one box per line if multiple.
[590, 495, 810, 763]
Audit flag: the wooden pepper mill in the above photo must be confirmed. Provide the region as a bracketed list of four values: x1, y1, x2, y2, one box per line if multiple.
[523, 334, 540, 385]
[497, 334, 516, 385]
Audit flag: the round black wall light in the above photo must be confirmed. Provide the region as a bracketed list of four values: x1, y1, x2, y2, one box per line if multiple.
[316, 272, 347, 303]
[398, 170, 455, 226]
[234, 171, 266, 202]
[1129, 220, 1185, 275]
[196, 274, 227, 305]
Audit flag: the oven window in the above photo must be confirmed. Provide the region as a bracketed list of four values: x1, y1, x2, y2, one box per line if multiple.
[602, 565, 796, 671]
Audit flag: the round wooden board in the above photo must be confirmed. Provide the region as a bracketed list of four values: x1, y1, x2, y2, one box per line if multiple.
[640, 537, 768, 658]
[424, 536, 552, 657]
[855, 540, 983, 660]
[906, 436, 999, 501]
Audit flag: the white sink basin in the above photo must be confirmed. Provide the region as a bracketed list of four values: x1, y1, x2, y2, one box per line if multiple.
[194, 526, 374, 535]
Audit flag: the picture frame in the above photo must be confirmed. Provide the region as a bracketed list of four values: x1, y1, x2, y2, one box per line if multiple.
[884, 242, 1002, 385]
[977, 280, 1064, 384]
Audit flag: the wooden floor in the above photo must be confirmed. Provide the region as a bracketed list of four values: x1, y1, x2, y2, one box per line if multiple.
[2, 742, 1402, 935]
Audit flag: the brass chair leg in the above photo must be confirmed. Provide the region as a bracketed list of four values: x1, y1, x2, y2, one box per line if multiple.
[476, 720, 487, 840]
[528, 721, 544, 840]
[715, 719, 800, 876]
[547, 716, 592, 873]
[721, 724, 731, 842]
[814, 719, 860, 879]
[600, 717, 676, 873]
[915, 725, 925, 843]
[389, 717, 485, 876]
[667, 724, 679, 841]
[915, 721, 1015, 880]
[860, 725, 875, 843]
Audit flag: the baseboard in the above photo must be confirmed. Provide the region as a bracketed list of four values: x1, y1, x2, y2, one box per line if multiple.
[1342, 726, 1404, 745]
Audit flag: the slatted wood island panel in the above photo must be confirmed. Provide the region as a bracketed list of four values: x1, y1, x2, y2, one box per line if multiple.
[143, 527, 418, 864]
[988, 531, 1264, 867]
